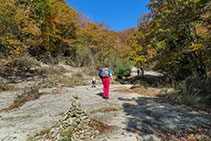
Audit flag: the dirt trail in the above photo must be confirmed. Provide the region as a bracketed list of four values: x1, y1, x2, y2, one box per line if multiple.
[0, 72, 210, 140]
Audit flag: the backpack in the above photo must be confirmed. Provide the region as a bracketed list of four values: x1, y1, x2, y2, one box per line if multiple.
[98, 68, 103, 78]
[102, 68, 109, 78]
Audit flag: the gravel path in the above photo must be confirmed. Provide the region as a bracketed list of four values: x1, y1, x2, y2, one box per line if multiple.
[0, 71, 210, 140]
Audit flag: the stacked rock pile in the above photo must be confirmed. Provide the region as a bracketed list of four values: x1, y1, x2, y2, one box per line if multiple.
[31, 95, 101, 141]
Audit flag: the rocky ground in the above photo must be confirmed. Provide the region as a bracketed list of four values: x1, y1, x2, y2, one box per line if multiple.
[0, 69, 210, 141]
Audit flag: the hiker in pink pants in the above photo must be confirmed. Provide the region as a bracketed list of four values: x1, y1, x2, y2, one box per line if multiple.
[102, 77, 110, 99]
[101, 65, 113, 99]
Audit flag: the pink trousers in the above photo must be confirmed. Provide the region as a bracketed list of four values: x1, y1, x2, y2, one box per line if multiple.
[102, 77, 110, 99]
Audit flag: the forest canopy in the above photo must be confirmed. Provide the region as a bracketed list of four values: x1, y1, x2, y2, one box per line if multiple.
[0, 0, 210, 79]
[120, 0, 211, 79]
[0, 0, 119, 67]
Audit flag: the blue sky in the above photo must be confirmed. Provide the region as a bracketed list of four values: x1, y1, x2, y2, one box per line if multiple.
[67, 0, 150, 31]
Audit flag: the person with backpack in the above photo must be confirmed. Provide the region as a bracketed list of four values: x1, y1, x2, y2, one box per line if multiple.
[137, 68, 140, 76]
[98, 64, 113, 99]
[141, 65, 144, 77]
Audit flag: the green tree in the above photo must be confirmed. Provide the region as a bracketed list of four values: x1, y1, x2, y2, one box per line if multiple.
[138, 0, 211, 79]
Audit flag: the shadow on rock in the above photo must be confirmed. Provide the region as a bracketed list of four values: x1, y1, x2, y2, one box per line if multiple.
[96, 92, 104, 99]
[119, 97, 211, 140]
[117, 74, 173, 88]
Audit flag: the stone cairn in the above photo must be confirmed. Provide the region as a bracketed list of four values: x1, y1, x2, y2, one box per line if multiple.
[32, 95, 99, 141]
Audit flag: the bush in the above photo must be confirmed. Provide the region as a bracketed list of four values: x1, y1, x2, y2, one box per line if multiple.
[15, 87, 40, 103]
[81, 66, 98, 76]
[5, 87, 41, 110]
[106, 52, 119, 70]
[1, 56, 40, 76]
[114, 59, 132, 78]
[170, 75, 211, 108]
[0, 82, 9, 92]
[39, 65, 64, 75]
[56, 74, 86, 87]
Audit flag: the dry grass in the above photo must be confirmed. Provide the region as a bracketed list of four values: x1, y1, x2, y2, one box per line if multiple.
[0, 56, 40, 76]
[170, 76, 211, 111]
[55, 73, 87, 87]
[113, 85, 170, 97]
[38, 65, 65, 76]
[90, 107, 123, 114]
[88, 119, 113, 134]
[0, 82, 10, 92]
[35, 72, 87, 89]
[0, 82, 23, 92]
[0, 87, 43, 111]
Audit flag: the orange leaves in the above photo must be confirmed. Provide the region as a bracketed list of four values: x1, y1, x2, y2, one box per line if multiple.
[0, 0, 118, 62]
[183, 43, 206, 53]
[78, 20, 117, 58]
[188, 44, 205, 51]
[0, 0, 40, 55]
[138, 13, 148, 23]
[186, 135, 195, 140]
[148, 0, 157, 6]
[50, 1, 79, 26]
[61, 39, 77, 46]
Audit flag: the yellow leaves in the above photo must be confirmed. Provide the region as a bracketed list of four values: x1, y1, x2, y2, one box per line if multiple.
[79, 21, 116, 51]
[8, 40, 29, 56]
[21, 20, 41, 36]
[134, 55, 147, 63]
[27, 38, 43, 46]
[138, 13, 148, 23]
[50, 1, 79, 26]
[87, 22, 101, 30]
[89, 45, 97, 49]
[148, 0, 157, 6]
[160, 6, 168, 12]
[62, 39, 76, 44]
[0, 0, 118, 61]
[0, 0, 16, 12]
[184, 43, 205, 52]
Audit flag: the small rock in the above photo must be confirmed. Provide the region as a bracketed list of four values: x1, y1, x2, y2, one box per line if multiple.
[52, 130, 59, 138]
[69, 112, 75, 117]
[72, 121, 78, 127]
[79, 134, 84, 139]
[81, 116, 88, 120]
[57, 135, 64, 141]
[75, 118, 81, 123]
[62, 115, 68, 121]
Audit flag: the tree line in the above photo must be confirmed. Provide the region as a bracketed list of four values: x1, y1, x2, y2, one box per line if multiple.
[0, 0, 210, 80]
[0, 0, 119, 67]
[121, 0, 210, 80]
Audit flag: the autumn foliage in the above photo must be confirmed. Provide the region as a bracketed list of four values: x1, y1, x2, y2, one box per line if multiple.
[0, 0, 210, 79]
[136, 0, 210, 79]
[0, 0, 118, 67]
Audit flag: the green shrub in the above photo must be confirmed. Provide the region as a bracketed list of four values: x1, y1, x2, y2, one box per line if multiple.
[14, 87, 40, 104]
[2, 86, 42, 111]
[114, 59, 132, 78]
[106, 52, 119, 69]
[0, 82, 9, 92]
